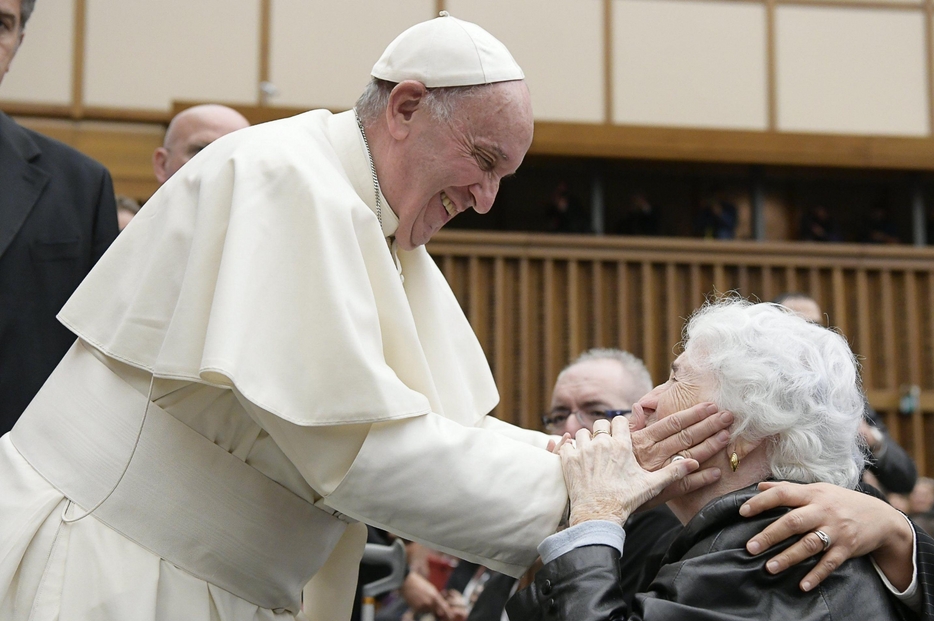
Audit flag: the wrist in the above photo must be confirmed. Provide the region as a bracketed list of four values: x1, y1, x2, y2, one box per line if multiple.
[568, 499, 629, 527]
[871, 511, 914, 592]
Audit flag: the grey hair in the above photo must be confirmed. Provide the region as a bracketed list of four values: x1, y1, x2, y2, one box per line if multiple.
[680, 298, 865, 488]
[20, 0, 36, 28]
[354, 78, 488, 126]
[563, 348, 654, 404]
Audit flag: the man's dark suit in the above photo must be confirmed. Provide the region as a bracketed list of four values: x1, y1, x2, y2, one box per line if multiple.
[0, 110, 118, 435]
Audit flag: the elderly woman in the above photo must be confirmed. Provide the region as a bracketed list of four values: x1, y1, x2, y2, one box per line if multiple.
[507, 300, 915, 620]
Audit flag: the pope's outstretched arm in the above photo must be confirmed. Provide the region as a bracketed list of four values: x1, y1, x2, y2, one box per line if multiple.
[239, 392, 567, 577]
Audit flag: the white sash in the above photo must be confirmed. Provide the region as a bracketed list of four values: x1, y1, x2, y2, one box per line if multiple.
[11, 341, 349, 614]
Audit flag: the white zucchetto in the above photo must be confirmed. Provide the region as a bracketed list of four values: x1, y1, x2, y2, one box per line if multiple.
[371, 11, 524, 87]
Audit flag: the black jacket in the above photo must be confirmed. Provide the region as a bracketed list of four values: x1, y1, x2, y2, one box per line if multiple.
[864, 406, 917, 494]
[0, 111, 118, 434]
[507, 484, 910, 621]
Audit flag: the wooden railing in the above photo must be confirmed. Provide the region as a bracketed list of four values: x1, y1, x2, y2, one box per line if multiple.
[427, 230, 934, 476]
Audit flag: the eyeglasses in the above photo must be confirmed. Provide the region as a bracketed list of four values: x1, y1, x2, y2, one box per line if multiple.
[541, 409, 632, 433]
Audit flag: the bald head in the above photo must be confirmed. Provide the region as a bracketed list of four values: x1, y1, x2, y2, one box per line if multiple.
[774, 293, 823, 324]
[152, 104, 249, 184]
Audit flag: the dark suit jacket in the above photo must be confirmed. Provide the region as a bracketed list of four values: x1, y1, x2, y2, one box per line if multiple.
[865, 405, 918, 494]
[0, 111, 118, 434]
[912, 523, 934, 620]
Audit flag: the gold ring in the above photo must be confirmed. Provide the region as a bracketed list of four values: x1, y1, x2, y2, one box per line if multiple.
[591, 429, 611, 437]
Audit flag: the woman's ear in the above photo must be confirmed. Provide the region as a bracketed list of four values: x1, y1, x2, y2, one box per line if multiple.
[727, 436, 766, 469]
[385, 80, 428, 140]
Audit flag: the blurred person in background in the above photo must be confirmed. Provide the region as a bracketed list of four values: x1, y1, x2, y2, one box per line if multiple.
[151, 104, 250, 185]
[116, 195, 141, 231]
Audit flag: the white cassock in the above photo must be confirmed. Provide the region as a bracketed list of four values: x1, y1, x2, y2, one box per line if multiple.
[0, 110, 566, 621]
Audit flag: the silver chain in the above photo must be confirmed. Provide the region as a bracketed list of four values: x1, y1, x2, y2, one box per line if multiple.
[354, 109, 382, 228]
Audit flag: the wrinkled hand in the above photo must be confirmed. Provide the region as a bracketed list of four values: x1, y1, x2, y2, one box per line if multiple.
[631, 402, 732, 470]
[401, 571, 459, 620]
[629, 403, 732, 508]
[740, 481, 914, 592]
[561, 417, 699, 526]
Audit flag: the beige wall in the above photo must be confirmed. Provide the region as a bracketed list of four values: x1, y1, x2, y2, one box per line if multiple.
[270, 0, 434, 109]
[2, 0, 933, 138]
[776, 6, 928, 136]
[84, 0, 260, 110]
[614, 0, 768, 130]
[449, 0, 605, 123]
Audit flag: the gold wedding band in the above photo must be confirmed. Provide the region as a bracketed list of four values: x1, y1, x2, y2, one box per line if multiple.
[591, 429, 611, 437]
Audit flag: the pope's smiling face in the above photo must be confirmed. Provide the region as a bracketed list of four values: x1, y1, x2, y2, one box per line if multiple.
[388, 80, 533, 250]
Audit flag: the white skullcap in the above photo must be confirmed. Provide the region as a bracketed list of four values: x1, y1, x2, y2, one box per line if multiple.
[371, 11, 524, 87]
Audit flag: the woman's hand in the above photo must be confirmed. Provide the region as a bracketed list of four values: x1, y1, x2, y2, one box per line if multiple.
[627, 403, 732, 508]
[740, 481, 915, 592]
[561, 417, 699, 526]
[630, 402, 732, 471]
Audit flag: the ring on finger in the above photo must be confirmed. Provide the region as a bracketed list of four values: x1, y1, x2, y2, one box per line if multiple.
[813, 529, 831, 552]
[670, 455, 686, 463]
[592, 429, 611, 438]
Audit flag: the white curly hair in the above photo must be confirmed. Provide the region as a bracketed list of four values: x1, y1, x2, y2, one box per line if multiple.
[680, 298, 865, 488]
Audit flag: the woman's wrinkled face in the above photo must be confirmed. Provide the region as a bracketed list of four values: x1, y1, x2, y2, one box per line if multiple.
[637, 354, 716, 425]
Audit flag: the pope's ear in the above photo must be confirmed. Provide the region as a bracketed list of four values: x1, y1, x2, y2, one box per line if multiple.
[385, 80, 428, 140]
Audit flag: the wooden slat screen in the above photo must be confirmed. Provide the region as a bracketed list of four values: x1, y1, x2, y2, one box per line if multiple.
[427, 230, 934, 476]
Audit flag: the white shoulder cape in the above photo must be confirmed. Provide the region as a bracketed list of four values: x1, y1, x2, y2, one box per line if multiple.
[58, 110, 499, 427]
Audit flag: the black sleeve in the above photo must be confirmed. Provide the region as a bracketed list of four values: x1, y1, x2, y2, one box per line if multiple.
[90, 166, 119, 264]
[913, 522, 934, 621]
[618, 506, 681, 603]
[865, 407, 918, 494]
[506, 545, 629, 621]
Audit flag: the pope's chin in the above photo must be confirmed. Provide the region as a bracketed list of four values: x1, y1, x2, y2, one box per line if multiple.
[401, 199, 455, 249]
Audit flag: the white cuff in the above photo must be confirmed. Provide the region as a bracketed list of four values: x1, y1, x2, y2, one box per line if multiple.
[871, 513, 919, 612]
[538, 520, 625, 564]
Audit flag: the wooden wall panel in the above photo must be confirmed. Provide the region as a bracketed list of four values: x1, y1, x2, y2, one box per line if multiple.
[776, 6, 928, 136]
[428, 230, 934, 475]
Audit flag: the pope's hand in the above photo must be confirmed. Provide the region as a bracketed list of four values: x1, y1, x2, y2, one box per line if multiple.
[561, 417, 699, 527]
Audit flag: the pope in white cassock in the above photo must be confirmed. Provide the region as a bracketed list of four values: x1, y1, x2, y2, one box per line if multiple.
[0, 13, 724, 621]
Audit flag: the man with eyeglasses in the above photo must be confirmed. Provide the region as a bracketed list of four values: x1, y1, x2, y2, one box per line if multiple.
[543, 348, 651, 436]
[542, 348, 682, 605]
[447, 349, 683, 619]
